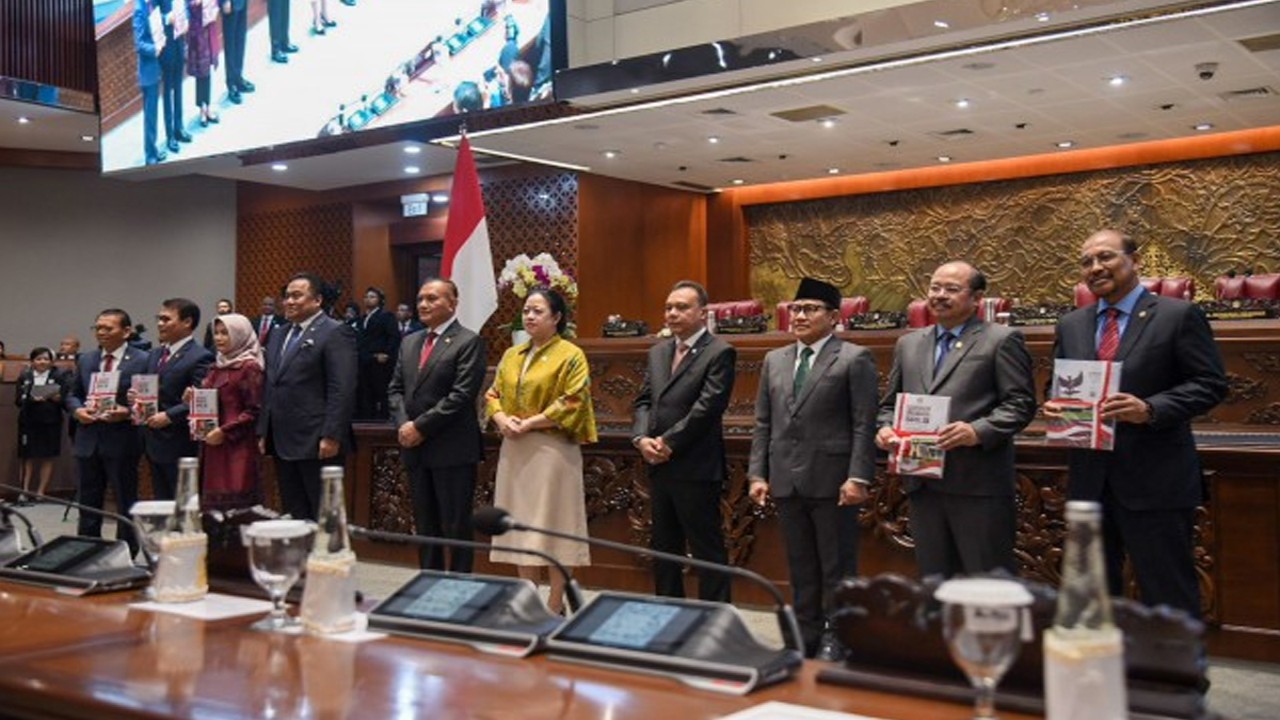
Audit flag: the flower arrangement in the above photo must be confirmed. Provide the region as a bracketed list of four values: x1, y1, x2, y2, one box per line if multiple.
[497, 253, 579, 336]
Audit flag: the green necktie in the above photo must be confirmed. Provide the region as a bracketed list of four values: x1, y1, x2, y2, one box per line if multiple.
[794, 346, 814, 397]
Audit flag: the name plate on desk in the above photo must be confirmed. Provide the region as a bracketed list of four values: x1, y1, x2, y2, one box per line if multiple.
[1010, 304, 1073, 326]
[1200, 299, 1278, 321]
[547, 592, 802, 695]
[846, 312, 906, 330]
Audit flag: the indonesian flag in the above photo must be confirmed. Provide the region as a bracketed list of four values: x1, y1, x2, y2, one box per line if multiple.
[442, 135, 498, 331]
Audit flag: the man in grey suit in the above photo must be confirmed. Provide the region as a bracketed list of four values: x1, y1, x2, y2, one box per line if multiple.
[876, 261, 1036, 579]
[632, 280, 736, 602]
[1046, 229, 1226, 617]
[258, 273, 357, 520]
[388, 279, 487, 572]
[749, 277, 878, 659]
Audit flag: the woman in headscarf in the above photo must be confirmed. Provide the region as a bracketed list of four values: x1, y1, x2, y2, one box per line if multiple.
[189, 313, 264, 510]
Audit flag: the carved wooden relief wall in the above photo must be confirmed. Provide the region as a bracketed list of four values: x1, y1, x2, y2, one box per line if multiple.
[747, 152, 1280, 316]
[236, 203, 354, 315]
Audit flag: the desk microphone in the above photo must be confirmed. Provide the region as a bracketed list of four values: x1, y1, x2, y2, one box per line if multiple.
[0, 501, 44, 561]
[349, 524, 583, 612]
[473, 506, 804, 653]
[0, 483, 156, 571]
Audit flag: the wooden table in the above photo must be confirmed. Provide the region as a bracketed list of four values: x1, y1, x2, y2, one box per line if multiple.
[0, 581, 1039, 720]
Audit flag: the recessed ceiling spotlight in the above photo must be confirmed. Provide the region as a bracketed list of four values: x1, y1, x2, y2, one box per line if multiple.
[887, 140, 900, 147]
[403, 145, 421, 155]
[1014, 122, 1029, 130]
[827, 167, 840, 175]
[820, 118, 837, 128]
[404, 165, 421, 174]
[1056, 140, 1076, 149]
[1036, 12, 1051, 22]
[933, 20, 950, 29]
[707, 136, 720, 144]
[602, 149, 620, 159]
[629, 88, 640, 94]
[17, 116, 31, 124]
[1193, 122, 1214, 131]
[271, 163, 288, 172]
[653, 141, 668, 150]
[80, 134, 95, 142]
[431, 193, 449, 203]
[811, 57, 823, 63]
[1107, 75, 1128, 87]
[731, 179, 744, 185]
[937, 155, 952, 163]
[955, 98, 970, 109]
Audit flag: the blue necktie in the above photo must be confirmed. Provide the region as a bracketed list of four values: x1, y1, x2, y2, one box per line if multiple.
[282, 325, 303, 358]
[935, 331, 956, 373]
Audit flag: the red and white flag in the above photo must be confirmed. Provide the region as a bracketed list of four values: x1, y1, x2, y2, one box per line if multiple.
[442, 135, 498, 331]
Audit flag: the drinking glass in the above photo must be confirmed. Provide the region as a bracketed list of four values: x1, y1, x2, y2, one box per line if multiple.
[241, 520, 315, 632]
[935, 578, 1034, 719]
[130, 500, 176, 596]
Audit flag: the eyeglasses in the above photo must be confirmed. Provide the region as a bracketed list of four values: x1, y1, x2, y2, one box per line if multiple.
[928, 284, 968, 296]
[787, 303, 832, 316]
[1079, 250, 1128, 269]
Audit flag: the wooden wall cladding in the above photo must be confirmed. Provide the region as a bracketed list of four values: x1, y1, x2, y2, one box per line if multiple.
[746, 151, 1280, 320]
[236, 202, 354, 314]
[0, 0, 95, 93]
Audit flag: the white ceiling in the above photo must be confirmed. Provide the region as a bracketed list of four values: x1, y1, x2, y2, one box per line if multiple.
[2, 0, 1279, 191]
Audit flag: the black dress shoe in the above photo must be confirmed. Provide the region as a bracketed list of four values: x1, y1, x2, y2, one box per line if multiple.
[272, 50, 288, 63]
[228, 89, 243, 104]
[310, 26, 326, 36]
[154, 148, 168, 163]
[322, 17, 336, 27]
[340, 0, 355, 6]
[207, 112, 220, 124]
[239, 79, 255, 93]
[176, 130, 193, 143]
[167, 139, 180, 153]
[199, 115, 209, 128]
[284, 43, 299, 53]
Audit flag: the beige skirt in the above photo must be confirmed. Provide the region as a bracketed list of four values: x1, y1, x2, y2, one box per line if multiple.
[489, 431, 592, 568]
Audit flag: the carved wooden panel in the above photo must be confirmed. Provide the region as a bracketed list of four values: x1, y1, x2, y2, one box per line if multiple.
[236, 203, 354, 316]
[747, 152, 1280, 317]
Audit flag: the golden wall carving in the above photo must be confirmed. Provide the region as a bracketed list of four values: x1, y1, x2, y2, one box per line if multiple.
[747, 152, 1280, 317]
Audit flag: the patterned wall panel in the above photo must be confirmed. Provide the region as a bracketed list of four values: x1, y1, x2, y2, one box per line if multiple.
[236, 203, 354, 315]
[480, 171, 579, 363]
[0, 0, 95, 92]
[747, 152, 1280, 317]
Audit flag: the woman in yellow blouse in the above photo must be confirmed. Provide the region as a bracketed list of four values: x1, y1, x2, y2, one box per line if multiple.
[485, 288, 596, 614]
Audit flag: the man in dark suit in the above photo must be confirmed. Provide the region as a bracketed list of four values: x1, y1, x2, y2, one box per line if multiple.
[267, 0, 297, 63]
[157, 0, 191, 154]
[876, 261, 1036, 579]
[133, 0, 166, 164]
[395, 302, 424, 337]
[387, 279, 486, 571]
[356, 287, 400, 420]
[632, 280, 736, 602]
[1046, 229, 1227, 617]
[748, 277, 878, 659]
[220, 0, 254, 104]
[253, 296, 284, 346]
[66, 309, 150, 556]
[258, 273, 358, 520]
[139, 298, 214, 499]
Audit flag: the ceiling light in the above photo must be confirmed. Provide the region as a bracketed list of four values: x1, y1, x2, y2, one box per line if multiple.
[707, 136, 720, 144]
[934, 20, 950, 29]
[602, 149, 620, 158]
[827, 167, 840, 175]
[1056, 140, 1076, 148]
[1108, 75, 1128, 87]
[1193, 122, 1214, 131]
[731, 179, 744, 185]
[820, 118, 837, 128]
[810, 57, 823, 63]
[17, 116, 30, 124]
[430, 193, 449, 203]
[1036, 12, 1051, 22]
[80, 134, 95, 142]
[403, 145, 421, 155]
[629, 88, 640, 94]
[404, 165, 420, 174]
[937, 156, 952, 163]
[955, 98, 970, 109]
[271, 163, 288, 172]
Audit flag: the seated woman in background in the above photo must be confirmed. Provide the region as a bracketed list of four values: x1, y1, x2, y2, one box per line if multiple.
[189, 314, 264, 511]
[15, 347, 69, 502]
[485, 288, 597, 615]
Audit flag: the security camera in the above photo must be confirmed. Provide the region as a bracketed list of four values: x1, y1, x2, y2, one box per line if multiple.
[1196, 62, 1218, 81]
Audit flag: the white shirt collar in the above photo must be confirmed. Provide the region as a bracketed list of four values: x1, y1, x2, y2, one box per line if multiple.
[675, 327, 707, 349]
[796, 332, 835, 357]
[295, 310, 324, 332]
[166, 335, 194, 354]
[426, 316, 457, 336]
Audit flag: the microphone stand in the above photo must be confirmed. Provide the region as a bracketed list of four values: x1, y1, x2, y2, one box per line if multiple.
[0, 483, 156, 571]
[0, 501, 44, 555]
[349, 525, 583, 612]
[474, 506, 804, 654]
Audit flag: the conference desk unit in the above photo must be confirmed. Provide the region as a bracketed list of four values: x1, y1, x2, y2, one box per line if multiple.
[0, 581, 1038, 720]
[347, 321, 1280, 664]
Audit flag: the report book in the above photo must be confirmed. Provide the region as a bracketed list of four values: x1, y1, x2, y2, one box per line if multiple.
[888, 393, 950, 479]
[1047, 359, 1123, 451]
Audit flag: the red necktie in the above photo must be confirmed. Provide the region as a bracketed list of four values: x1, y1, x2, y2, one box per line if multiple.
[157, 346, 171, 371]
[103, 353, 115, 372]
[418, 332, 438, 369]
[1097, 308, 1121, 361]
[259, 319, 270, 343]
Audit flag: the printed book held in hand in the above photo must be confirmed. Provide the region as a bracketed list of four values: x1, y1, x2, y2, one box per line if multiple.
[190, 388, 219, 441]
[1047, 359, 1123, 451]
[131, 374, 159, 425]
[889, 393, 950, 478]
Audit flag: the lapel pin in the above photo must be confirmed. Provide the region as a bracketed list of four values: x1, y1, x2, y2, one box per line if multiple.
[445, 337, 452, 344]
[1138, 311, 1148, 319]
[954, 341, 963, 348]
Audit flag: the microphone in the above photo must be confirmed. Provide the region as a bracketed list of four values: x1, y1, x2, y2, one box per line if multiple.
[473, 506, 804, 653]
[349, 524, 583, 612]
[0, 500, 44, 558]
[0, 483, 156, 571]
